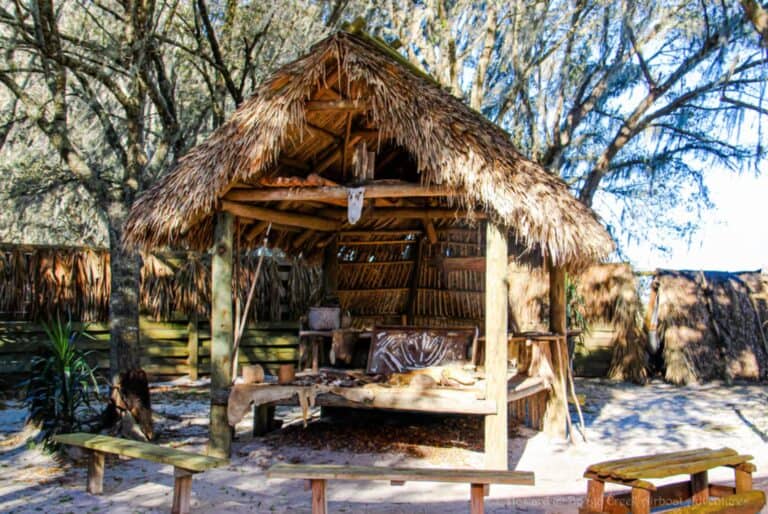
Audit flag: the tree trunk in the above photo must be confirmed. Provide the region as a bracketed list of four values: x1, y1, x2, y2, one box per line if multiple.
[107, 200, 141, 381]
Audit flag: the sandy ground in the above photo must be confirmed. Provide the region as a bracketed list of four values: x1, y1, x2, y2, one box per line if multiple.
[0, 378, 766, 513]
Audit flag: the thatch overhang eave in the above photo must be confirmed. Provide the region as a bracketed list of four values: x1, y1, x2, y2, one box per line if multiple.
[123, 30, 614, 268]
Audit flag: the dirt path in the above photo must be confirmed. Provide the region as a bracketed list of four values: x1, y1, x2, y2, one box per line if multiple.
[1, 378, 766, 513]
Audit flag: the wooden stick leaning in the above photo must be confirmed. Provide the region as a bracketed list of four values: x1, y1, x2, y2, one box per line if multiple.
[567, 342, 588, 442]
[557, 338, 574, 443]
[232, 223, 272, 381]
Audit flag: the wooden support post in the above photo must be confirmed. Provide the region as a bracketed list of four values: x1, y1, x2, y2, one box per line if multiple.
[544, 262, 568, 438]
[253, 404, 275, 436]
[187, 312, 199, 381]
[484, 222, 508, 470]
[323, 236, 339, 302]
[734, 465, 753, 493]
[470, 483, 485, 514]
[312, 338, 320, 373]
[584, 479, 605, 512]
[172, 467, 193, 514]
[87, 450, 105, 495]
[631, 487, 651, 514]
[209, 212, 234, 459]
[691, 471, 709, 504]
[406, 238, 425, 324]
[423, 218, 438, 244]
[310, 479, 328, 514]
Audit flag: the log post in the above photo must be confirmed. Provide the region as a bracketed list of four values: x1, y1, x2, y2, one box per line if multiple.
[631, 488, 651, 514]
[691, 471, 709, 504]
[470, 483, 485, 514]
[544, 262, 568, 438]
[87, 450, 105, 495]
[323, 236, 339, 303]
[310, 479, 328, 514]
[172, 467, 194, 514]
[734, 464, 754, 493]
[187, 312, 199, 381]
[209, 212, 234, 459]
[484, 222, 508, 470]
[406, 238, 425, 324]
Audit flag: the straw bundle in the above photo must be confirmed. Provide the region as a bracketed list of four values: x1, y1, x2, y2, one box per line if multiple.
[655, 270, 768, 384]
[578, 263, 648, 383]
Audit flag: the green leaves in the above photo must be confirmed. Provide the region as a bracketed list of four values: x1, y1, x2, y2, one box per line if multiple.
[22, 317, 102, 451]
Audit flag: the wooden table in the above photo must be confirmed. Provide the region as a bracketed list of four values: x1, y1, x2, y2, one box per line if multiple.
[581, 447, 765, 514]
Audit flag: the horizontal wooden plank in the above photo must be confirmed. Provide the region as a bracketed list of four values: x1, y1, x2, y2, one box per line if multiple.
[267, 464, 535, 485]
[53, 433, 227, 471]
[143, 345, 297, 360]
[274, 388, 497, 415]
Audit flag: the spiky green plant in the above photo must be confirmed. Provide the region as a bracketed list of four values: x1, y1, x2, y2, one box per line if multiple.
[22, 318, 101, 450]
[566, 274, 588, 335]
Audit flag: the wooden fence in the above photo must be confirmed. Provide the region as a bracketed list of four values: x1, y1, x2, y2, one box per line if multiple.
[572, 322, 616, 377]
[0, 316, 299, 386]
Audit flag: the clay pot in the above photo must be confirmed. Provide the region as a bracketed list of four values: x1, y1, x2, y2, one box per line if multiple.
[242, 364, 265, 384]
[278, 364, 295, 384]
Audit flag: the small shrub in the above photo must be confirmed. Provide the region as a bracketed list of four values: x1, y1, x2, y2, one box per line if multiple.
[22, 318, 102, 450]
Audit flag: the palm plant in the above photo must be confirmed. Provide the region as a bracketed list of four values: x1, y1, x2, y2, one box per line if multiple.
[23, 317, 101, 450]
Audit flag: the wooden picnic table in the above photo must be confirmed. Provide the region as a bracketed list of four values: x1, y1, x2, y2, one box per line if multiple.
[581, 447, 765, 514]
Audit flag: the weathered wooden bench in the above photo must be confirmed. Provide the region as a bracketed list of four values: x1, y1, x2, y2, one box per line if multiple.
[54, 433, 228, 514]
[267, 463, 535, 514]
[580, 447, 765, 514]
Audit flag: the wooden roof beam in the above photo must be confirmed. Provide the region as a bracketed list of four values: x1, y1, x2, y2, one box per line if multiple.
[316, 206, 487, 221]
[306, 99, 370, 111]
[225, 183, 453, 203]
[306, 123, 341, 142]
[222, 200, 340, 232]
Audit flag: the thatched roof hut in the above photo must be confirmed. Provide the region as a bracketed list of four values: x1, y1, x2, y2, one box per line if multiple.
[123, 27, 613, 460]
[652, 269, 768, 384]
[123, 29, 612, 267]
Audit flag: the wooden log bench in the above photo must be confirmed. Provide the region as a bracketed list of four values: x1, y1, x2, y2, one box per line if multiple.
[54, 433, 228, 514]
[580, 447, 765, 514]
[267, 463, 535, 514]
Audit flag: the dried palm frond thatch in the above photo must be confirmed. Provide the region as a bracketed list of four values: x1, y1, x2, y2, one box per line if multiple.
[655, 269, 768, 384]
[0, 245, 311, 323]
[122, 29, 613, 269]
[507, 261, 648, 382]
[578, 263, 648, 383]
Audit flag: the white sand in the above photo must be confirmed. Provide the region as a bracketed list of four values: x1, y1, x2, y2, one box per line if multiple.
[0, 378, 766, 513]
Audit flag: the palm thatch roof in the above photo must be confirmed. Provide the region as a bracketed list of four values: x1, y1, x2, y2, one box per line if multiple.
[653, 269, 768, 384]
[123, 29, 612, 268]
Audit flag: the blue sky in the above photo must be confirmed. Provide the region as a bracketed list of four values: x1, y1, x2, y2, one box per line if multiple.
[626, 168, 768, 271]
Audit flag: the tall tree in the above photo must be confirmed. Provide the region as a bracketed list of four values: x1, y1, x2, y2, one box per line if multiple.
[0, 0, 329, 378]
[355, 0, 767, 247]
[741, 0, 768, 46]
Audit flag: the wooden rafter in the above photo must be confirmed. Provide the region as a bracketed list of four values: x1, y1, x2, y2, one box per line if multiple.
[314, 135, 364, 174]
[306, 123, 341, 142]
[306, 99, 369, 111]
[222, 200, 339, 231]
[224, 183, 453, 203]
